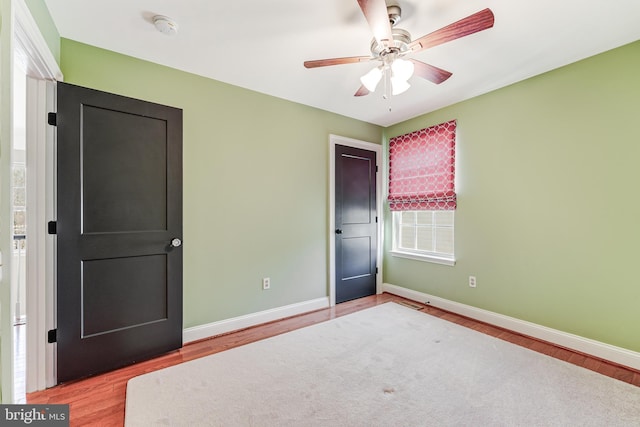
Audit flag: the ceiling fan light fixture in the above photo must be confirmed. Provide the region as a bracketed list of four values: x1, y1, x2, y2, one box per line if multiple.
[391, 77, 411, 95]
[360, 67, 383, 92]
[391, 58, 414, 81]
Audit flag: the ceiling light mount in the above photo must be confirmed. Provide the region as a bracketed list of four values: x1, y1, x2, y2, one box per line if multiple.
[387, 4, 402, 27]
[153, 15, 179, 36]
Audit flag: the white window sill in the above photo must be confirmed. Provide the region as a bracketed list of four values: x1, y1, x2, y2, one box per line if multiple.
[390, 250, 456, 266]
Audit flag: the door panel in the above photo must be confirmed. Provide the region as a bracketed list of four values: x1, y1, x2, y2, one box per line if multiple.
[81, 105, 168, 233]
[335, 145, 377, 303]
[81, 255, 168, 337]
[342, 236, 372, 279]
[56, 82, 183, 383]
[341, 156, 372, 224]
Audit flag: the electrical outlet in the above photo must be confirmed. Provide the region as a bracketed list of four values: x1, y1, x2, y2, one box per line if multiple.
[262, 277, 271, 290]
[469, 276, 477, 288]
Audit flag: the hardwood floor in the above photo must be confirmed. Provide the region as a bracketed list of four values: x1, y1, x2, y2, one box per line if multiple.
[14, 324, 26, 404]
[28, 293, 640, 426]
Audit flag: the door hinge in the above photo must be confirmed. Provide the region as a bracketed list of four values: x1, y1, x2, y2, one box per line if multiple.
[48, 329, 57, 343]
[376, 267, 379, 274]
[48, 221, 57, 234]
[48, 112, 57, 126]
[376, 165, 378, 173]
[375, 216, 378, 223]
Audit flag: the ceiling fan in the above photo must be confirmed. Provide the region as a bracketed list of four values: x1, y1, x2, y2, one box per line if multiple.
[304, 0, 494, 98]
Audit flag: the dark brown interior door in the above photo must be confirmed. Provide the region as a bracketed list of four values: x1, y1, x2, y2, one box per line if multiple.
[56, 82, 183, 383]
[335, 144, 377, 304]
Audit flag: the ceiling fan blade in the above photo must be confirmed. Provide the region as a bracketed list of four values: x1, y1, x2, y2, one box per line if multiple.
[409, 59, 452, 84]
[357, 0, 394, 49]
[409, 8, 495, 53]
[354, 85, 371, 97]
[304, 56, 372, 68]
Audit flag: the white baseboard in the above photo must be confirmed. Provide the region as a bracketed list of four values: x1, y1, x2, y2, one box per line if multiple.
[183, 297, 330, 344]
[383, 283, 640, 371]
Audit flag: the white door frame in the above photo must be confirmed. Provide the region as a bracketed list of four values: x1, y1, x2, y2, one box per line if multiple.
[13, 0, 62, 394]
[328, 134, 383, 307]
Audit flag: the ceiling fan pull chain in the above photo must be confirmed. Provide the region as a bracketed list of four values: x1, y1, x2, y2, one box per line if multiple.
[383, 65, 391, 100]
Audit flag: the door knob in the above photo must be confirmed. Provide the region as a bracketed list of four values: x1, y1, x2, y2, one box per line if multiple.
[335, 229, 343, 234]
[170, 238, 182, 247]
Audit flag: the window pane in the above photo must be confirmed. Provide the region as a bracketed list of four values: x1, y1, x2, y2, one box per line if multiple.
[393, 210, 454, 260]
[13, 187, 26, 207]
[400, 211, 416, 225]
[416, 226, 434, 252]
[400, 225, 416, 249]
[435, 227, 454, 254]
[14, 210, 26, 235]
[416, 211, 433, 225]
[13, 166, 25, 186]
[434, 210, 454, 226]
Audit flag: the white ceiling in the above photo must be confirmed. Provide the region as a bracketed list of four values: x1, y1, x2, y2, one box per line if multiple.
[44, 0, 640, 127]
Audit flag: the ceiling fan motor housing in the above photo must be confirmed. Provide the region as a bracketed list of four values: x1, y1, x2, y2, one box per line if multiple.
[370, 27, 411, 58]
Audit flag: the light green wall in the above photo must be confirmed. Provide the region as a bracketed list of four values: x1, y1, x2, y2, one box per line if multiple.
[384, 40, 640, 353]
[60, 38, 383, 328]
[24, 0, 59, 63]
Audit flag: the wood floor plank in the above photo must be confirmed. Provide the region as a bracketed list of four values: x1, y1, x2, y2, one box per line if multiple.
[581, 357, 602, 372]
[28, 293, 639, 426]
[632, 372, 640, 387]
[567, 353, 589, 367]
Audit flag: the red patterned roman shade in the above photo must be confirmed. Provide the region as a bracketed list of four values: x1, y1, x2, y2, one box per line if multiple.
[388, 120, 457, 211]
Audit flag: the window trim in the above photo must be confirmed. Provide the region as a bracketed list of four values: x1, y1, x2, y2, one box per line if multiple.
[389, 250, 456, 266]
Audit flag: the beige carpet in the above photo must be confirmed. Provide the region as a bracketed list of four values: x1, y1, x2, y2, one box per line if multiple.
[125, 302, 640, 426]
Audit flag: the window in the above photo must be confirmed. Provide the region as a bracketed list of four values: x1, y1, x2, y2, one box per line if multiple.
[392, 210, 454, 264]
[388, 120, 457, 265]
[12, 164, 27, 251]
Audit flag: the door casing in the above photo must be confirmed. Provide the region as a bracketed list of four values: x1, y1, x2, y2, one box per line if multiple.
[328, 134, 383, 307]
[8, 0, 63, 398]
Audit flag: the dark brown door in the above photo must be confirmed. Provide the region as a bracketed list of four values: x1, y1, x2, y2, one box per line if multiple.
[335, 144, 377, 303]
[56, 82, 183, 383]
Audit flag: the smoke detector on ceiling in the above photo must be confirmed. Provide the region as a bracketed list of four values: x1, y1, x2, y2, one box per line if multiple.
[153, 15, 178, 36]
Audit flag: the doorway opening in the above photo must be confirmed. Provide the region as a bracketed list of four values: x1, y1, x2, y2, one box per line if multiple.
[12, 55, 28, 404]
